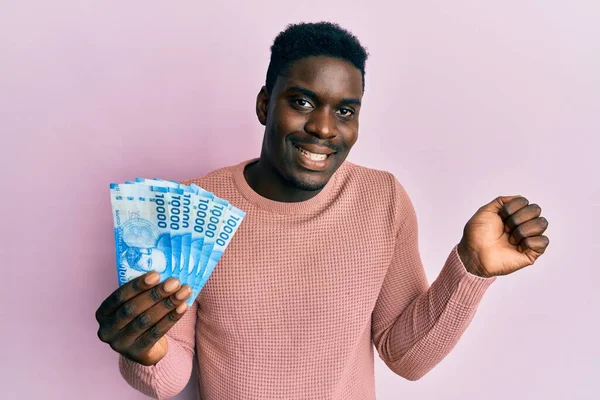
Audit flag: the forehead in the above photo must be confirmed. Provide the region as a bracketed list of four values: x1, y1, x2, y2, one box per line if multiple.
[279, 56, 363, 100]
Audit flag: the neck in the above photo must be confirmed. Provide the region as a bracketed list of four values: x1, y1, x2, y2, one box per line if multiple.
[243, 157, 324, 203]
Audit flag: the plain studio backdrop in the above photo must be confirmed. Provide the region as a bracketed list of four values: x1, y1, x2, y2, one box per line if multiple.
[1, 1, 598, 399]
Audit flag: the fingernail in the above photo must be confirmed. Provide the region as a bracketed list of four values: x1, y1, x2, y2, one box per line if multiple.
[176, 303, 188, 314]
[175, 286, 191, 300]
[144, 273, 159, 285]
[164, 279, 180, 292]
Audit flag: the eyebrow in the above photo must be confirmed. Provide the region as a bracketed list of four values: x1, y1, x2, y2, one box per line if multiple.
[286, 85, 361, 107]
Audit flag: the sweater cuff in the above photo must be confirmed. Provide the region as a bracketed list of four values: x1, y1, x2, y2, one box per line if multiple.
[118, 335, 186, 397]
[437, 244, 496, 307]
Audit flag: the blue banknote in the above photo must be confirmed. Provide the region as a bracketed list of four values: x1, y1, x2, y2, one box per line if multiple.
[109, 183, 173, 286]
[194, 195, 230, 285]
[192, 205, 246, 300]
[110, 179, 245, 306]
[134, 179, 188, 283]
[185, 185, 214, 290]
[178, 185, 194, 286]
[135, 179, 193, 285]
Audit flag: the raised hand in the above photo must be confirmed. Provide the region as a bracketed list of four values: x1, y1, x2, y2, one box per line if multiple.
[457, 195, 550, 277]
[96, 272, 191, 366]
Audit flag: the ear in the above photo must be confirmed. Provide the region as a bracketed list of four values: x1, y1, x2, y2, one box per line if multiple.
[256, 86, 269, 126]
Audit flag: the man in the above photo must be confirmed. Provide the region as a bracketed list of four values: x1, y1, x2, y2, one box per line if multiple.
[96, 22, 550, 399]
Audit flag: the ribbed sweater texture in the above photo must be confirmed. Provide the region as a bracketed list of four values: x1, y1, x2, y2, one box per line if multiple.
[119, 158, 495, 399]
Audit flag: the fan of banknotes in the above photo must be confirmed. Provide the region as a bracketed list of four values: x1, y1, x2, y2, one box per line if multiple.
[109, 178, 246, 306]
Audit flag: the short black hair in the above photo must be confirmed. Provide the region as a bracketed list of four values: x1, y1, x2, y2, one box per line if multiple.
[265, 21, 369, 94]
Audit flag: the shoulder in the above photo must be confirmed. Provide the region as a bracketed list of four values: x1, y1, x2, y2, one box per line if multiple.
[180, 164, 236, 191]
[340, 160, 415, 234]
[339, 160, 407, 199]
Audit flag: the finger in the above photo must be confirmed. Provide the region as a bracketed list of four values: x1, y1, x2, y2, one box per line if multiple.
[504, 203, 542, 234]
[498, 197, 529, 221]
[98, 277, 181, 343]
[517, 235, 550, 261]
[509, 217, 549, 246]
[132, 302, 189, 354]
[109, 278, 182, 332]
[113, 285, 192, 349]
[96, 272, 160, 321]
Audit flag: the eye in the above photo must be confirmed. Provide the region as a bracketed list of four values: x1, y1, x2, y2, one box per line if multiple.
[293, 99, 314, 109]
[336, 108, 355, 118]
[147, 258, 152, 268]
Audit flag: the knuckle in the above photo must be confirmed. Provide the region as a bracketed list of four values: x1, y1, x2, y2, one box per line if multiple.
[136, 335, 151, 350]
[109, 341, 123, 354]
[505, 215, 517, 229]
[163, 296, 175, 309]
[110, 290, 124, 306]
[119, 303, 136, 319]
[514, 225, 524, 238]
[131, 278, 142, 291]
[149, 287, 162, 302]
[135, 313, 151, 329]
[95, 309, 103, 323]
[111, 337, 126, 352]
[97, 328, 109, 343]
[149, 325, 162, 340]
[167, 311, 179, 323]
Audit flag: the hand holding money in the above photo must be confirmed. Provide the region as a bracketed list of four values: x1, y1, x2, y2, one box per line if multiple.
[97, 178, 245, 365]
[96, 273, 191, 366]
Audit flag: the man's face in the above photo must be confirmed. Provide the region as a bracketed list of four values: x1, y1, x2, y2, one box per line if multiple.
[257, 56, 363, 191]
[124, 247, 167, 273]
[138, 248, 167, 273]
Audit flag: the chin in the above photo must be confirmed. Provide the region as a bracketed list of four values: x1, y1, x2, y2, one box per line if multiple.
[293, 177, 328, 191]
[287, 169, 331, 191]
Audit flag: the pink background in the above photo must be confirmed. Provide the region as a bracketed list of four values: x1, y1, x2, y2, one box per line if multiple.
[1, 1, 598, 399]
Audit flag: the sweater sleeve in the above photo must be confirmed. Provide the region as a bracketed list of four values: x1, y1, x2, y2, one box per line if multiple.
[371, 179, 496, 381]
[119, 300, 198, 399]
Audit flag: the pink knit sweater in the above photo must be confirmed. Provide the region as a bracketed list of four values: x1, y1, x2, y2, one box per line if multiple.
[119, 158, 496, 399]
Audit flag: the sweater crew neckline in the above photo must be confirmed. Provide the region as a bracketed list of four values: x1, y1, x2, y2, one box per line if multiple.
[232, 158, 341, 215]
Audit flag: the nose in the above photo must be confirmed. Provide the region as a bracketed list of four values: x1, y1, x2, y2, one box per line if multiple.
[304, 107, 336, 139]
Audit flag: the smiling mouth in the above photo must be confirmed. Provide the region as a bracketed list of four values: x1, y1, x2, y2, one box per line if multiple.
[293, 144, 334, 161]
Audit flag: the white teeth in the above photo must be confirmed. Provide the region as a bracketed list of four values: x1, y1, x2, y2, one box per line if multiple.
[295, 146, 328, 161]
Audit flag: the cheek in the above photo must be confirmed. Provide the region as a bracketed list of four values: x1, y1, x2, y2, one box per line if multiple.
[340, 124, 359, 148]
[274, 105, 305, 135]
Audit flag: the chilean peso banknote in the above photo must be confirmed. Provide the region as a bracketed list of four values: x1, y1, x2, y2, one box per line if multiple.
[109, 179, 245, 306]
